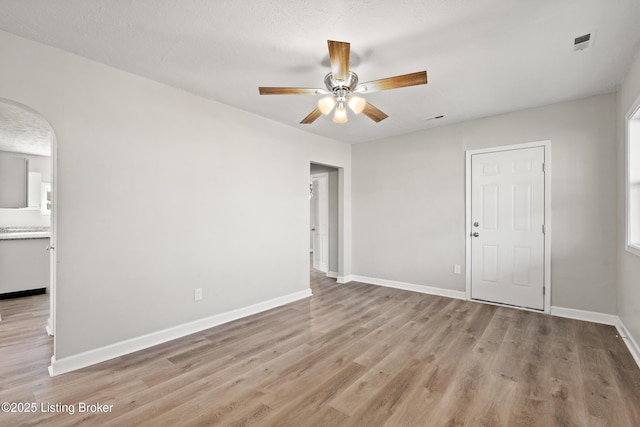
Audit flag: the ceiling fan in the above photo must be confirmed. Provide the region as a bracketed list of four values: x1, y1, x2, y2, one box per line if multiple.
[258, 40, 428, 124]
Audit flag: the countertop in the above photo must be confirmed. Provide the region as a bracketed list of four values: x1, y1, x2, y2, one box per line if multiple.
[0, 226, 51, 240]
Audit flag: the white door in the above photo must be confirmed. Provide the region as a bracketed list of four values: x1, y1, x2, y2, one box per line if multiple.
[310, 183, 318, 264]
[311, 174, 329, 273]
[471, 146, 545, 310]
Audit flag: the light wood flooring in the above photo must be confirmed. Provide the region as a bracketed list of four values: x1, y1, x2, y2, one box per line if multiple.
[1, 269, 640, 426]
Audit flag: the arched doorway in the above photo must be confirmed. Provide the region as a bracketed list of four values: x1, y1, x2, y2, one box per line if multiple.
[0, 98, 57, 367]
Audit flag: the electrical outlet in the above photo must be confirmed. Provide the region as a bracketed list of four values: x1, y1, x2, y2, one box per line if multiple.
[453, 264, 461, 274]
[194, 288, 203, 301]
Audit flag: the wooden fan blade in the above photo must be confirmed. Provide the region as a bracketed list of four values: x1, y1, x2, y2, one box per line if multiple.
[358, 71, 427, 93]
[259, 87, 326, 95]
[362, 102, 388, 123]
[300, 108, 322, 124]
[328, 40, 350, 81]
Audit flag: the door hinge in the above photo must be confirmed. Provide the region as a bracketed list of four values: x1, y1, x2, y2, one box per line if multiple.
[542, 163, 546, 173]
[543, 287, 546, 296]
[542, 224, 545, 234]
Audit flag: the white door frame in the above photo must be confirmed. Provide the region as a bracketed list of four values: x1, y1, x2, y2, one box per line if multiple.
[465, 140, 552, 313]
[46, 129, 57, 339]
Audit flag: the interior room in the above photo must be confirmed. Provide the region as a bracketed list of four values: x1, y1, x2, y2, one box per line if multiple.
[0, 100, 52, 318]
[0, 1, 639, 425]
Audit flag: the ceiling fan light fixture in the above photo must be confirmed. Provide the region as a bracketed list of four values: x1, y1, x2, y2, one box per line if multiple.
[333, 102, 348, 123]
[317, 96, 337, 115]
[258, 41, 428, 125]
[347, 96, 366, 114]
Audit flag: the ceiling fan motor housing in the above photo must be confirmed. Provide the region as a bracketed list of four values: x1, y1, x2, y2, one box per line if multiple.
[324, 71, 359, 100]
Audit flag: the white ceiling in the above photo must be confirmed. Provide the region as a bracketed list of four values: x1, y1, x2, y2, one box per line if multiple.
[0, 102, 51, 156]
[0, 0, 639, 143]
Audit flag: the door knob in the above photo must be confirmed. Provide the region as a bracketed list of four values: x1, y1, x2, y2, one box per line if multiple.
[472, 232, 480, 237]
[473, 222, 479, 227]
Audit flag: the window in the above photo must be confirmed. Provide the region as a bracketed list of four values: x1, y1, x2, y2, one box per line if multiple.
[627, 98, 640, 255]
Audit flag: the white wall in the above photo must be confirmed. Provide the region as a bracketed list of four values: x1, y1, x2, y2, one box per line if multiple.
[617, 46, 640, 345]
[0, 151, 51, 227]
[0, 30, 351, 361]
[352, 93, 618, 314]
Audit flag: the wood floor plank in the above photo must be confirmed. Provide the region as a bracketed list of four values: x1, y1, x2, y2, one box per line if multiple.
[1, 269, 640, 426]
[259, 362, 365, 426]
[463, 372, 518, 426]
[596, 326, 640, 426]
[344, 358, 427, 427]
[329, 347, 419, 416]
[575, 322, 633, 426]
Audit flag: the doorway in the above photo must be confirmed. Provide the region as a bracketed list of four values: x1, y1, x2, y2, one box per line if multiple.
[0, 98, 57, 367]
[465, 141, 551, 312]
[310, 163, 340, 280]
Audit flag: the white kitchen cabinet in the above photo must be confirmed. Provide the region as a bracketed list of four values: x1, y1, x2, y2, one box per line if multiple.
[0, 155, 28, 208]
[0, 236, 50, 294]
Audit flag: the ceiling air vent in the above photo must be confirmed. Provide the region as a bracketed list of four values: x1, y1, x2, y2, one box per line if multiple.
[574, 33, 591, 51]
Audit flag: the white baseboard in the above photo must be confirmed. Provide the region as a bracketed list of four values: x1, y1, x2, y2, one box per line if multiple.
[615, 319, 640, 370]
[327, 271, 338, 279]
[550, 306, 619, 325]
[350, 275, 466, 300]
[48, 289, 312, 376]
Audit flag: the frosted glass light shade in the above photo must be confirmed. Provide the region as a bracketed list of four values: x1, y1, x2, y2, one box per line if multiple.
[347, 96, 366, 114]
[333, 103, 348, 123]
[317, 96, 337, 115]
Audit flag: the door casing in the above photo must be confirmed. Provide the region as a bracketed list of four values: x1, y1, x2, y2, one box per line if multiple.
[465, 140, 552, 313]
